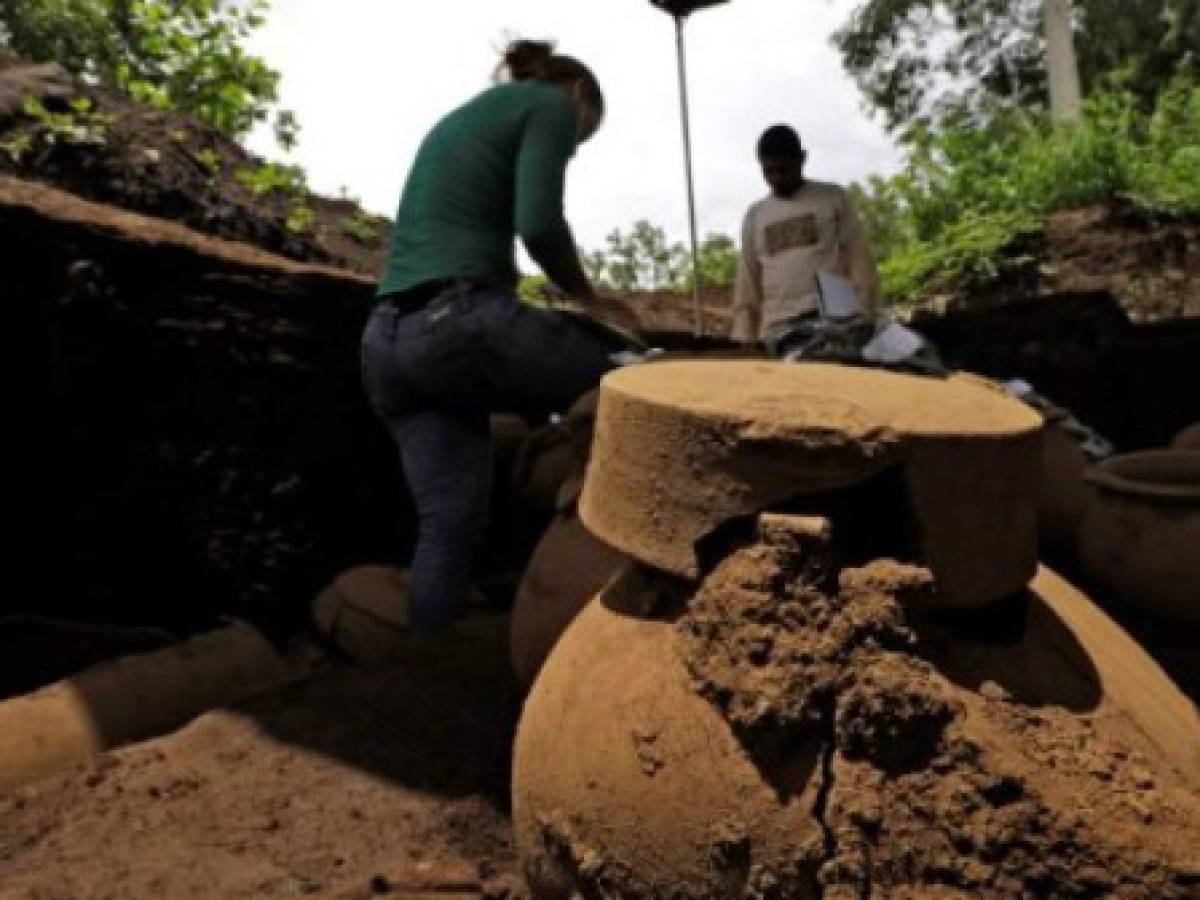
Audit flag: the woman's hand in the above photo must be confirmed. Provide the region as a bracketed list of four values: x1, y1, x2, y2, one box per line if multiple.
[585, 294, 642, 337]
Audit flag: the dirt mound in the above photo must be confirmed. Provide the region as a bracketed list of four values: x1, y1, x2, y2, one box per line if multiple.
[0, 616, 523, 900]
[679, 518, 922, 738]
[0, 57, 389, 275]
[962, 203, 1200, 323]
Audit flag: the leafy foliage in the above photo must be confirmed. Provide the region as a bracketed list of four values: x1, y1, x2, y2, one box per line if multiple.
[584, 220, 740, 292]
[855, 77, 1200, 302]
[0, 0, 290, 140]
[517, 274, 554, 306]
[682, 233, 739, 290]
[834, 0, 1199, 134]
[0, 93, 113, 161]
[234, 161, 314, 234]
[234, 160, 306, 198]
[342, 210, 382, 246]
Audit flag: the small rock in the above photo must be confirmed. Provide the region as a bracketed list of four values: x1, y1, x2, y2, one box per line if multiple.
[979, 680, 1010, 702]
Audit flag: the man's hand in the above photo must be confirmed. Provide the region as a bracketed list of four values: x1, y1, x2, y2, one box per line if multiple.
[0, 63, 76, 120]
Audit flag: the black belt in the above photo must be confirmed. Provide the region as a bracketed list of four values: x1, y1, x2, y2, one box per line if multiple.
[383, 277, 500, 315]
[382, 278, 457, 313]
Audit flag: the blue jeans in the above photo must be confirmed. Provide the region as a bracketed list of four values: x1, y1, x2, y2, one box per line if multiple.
[361, 283, 616, 632]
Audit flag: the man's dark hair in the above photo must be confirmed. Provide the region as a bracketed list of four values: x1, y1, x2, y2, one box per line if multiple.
[757, 124, 803, 159]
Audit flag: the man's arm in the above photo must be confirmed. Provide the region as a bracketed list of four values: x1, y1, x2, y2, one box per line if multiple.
[730, 209, 763, 343]
[836, 189, 881, 316]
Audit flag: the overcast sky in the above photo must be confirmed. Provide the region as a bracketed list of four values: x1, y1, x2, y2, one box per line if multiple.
[245, 0, 902, 252]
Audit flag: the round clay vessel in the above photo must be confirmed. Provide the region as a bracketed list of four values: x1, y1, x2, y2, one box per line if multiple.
[512, 555, 1200, 900]
[1035, 415, 1092, 559]
[1079, 449, 1200, 625]
[513, 564, 828, 900]
[0, 622, 289, 792]
[1173, 423, 1200, 450]
[511, 422, 572, 514]
[509, 510, 625, 689]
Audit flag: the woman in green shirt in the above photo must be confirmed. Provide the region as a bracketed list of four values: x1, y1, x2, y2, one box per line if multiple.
[362, 41, 620, 633]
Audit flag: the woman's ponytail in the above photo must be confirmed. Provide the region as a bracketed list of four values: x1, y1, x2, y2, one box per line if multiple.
[496, 38, 605, 124]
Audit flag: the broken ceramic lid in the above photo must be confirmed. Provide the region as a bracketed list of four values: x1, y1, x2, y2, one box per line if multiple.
[579, 360, 1044, 607]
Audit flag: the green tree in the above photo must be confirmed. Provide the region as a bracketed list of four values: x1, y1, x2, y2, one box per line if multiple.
[0, 0, 288, 139]
[834, 0, 1198, 134]
[681, 233, 739, 290]
[586, 222, 740, 291]
[591, 220, 686, 290]
[850, 75, 1200, 302]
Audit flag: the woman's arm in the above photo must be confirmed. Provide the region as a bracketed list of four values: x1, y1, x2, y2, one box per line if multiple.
[514, 90, 596, 300]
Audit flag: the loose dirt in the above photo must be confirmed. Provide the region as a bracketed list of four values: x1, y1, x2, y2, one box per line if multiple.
[678, 520, 1200, 898]
[0, 617, 525, 900]
[514, 513, 1199, 900]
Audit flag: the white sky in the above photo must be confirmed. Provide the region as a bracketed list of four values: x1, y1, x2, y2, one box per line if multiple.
[245, 0, 901, 252]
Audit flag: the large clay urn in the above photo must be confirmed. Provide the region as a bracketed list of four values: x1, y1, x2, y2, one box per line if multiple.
[508, 509, 625, 689]
[1173, 423, 1200, 450]
[509, 390, 623, 688]
[1035, 413, 1092, 559]
[512, 362, 1200, 900]
[513, 544, 1200, 900]
[1079, 449, 1200, 625]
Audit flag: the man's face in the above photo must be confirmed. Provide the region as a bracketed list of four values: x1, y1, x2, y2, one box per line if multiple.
[760, 154, 805, 198]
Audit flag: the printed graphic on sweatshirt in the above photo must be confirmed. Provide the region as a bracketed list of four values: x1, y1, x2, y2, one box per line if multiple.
[763, 213, 819, 256]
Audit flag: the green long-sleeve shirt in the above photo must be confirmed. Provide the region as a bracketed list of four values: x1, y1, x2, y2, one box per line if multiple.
[378, 81, 580, 297]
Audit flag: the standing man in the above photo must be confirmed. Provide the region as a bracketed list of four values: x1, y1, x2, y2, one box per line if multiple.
[731, 125, 880, 346]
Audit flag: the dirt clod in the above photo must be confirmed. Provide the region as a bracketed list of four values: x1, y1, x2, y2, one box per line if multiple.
[675, 520, 1200, 899]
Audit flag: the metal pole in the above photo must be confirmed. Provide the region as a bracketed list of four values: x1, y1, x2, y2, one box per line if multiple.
[673, 13, 705, 337]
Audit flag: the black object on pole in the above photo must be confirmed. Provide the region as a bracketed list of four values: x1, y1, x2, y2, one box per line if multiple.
[649, 0, 730, 336]
[650, 0, 730, 17]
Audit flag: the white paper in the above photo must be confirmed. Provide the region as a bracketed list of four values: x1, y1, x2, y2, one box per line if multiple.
[815, 271, 864, 320]
[862, 322, 925, 363]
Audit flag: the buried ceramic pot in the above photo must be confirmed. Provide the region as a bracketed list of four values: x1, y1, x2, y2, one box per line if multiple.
[0, 621, 290, 792]
[1173, 423, 1200, 451]
[509, 509, 625, 690]
[1079, 450, 1200, 625]
[1035, 415, 1092, 559]
[512, 516, 1200, 900]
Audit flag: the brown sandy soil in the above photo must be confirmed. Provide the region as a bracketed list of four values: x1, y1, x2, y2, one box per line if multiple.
[0, 57, 390, 276]
[617, 288, 735, 339]
[1015, 205, 1200, 322]
[0, 616, 525, 900]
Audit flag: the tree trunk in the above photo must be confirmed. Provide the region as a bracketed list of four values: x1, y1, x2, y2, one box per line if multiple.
[1044, 0, 1084, 123]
